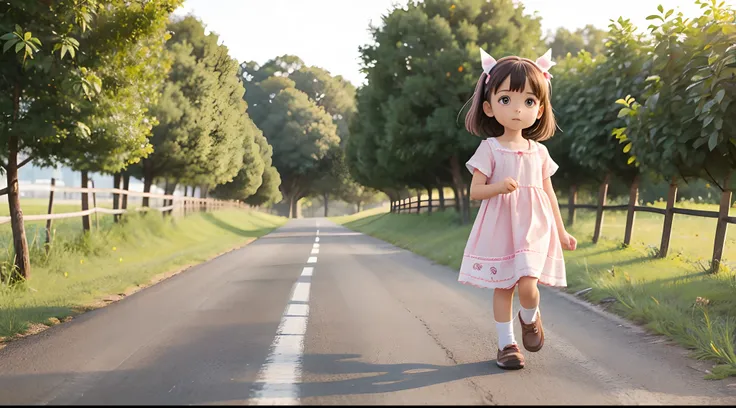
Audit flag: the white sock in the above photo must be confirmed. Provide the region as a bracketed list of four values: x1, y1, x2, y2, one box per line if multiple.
[496, 320, 516, 350]
[520, 306, 539, 324]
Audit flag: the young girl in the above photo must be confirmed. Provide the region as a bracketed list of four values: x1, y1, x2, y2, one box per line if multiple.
[461, 48, 577, 370]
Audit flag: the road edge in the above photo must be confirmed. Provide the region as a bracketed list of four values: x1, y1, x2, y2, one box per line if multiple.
[0, 236, 262, 350]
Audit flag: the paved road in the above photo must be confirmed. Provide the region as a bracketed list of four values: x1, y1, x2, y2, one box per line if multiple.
[0, 219, 734, 405]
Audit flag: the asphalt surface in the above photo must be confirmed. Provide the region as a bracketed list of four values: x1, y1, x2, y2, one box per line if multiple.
[0, 218, 734, 405]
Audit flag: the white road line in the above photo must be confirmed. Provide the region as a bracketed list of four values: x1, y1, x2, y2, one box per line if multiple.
[291, 282, 311, 302]
[286, 304, 309, 316]
[250, 229, 320, 405]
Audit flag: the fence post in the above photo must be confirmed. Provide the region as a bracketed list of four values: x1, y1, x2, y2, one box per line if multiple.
[568, 185, 577, 227]
[592, 173, 610, 243]
[45, 178, 55, 251]
[427, 188, 433, 214]
[90, 179, 99, 230]
[658, 177, 678, 258]
[81, 171, 91, 232]
[416, 192, 421, 214]
[711, 179, 732, 272]
[624, 175, 640, 246]
[113, 173, 121, 223]
[121, 174, 130, 215]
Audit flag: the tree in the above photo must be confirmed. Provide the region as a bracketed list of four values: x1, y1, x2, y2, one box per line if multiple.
[0, 0, 180, 279]
[559, 17, 650, 189]
[244, 132, 283, 207]
[547, 51, 601, 195]
[131, 38, 217, 204]
[255, 84, 340, 218]
[615, 1, 736, 186]
[242, 56, 358, 212]
[350, 0, 547, 223]
[546, 24, 607, 58]
[133, 16, 265, 205]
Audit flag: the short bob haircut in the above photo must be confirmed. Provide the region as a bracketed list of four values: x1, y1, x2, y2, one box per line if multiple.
[464, 55, 556, 141]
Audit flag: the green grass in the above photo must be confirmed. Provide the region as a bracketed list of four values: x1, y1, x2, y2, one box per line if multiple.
[333, 207, 736, 380]
[0, 208, 285, 341]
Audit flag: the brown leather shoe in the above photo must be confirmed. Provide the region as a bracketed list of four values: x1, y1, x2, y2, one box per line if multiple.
[519, 310, 544, 352]
[496, 343, 525, 369]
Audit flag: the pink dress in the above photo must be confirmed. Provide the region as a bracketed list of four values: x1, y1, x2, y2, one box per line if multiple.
[459, 137, 567, 289]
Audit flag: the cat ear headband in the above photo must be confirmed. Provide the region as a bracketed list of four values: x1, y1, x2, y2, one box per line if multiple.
[480, 48, 556, 83]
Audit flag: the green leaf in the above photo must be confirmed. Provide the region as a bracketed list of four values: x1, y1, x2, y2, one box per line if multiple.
[657, 4, 663, 12]
[23, 32, 31, 41]
[3, 39, 17, 53]
[615, 98, 627, 105]
[30, 37, 41, 47]
[723, 25, 736, 35]
[14, 41, 24, 53]
[715, 89, 725, 104]
[646, 14, 663, 21]
[623, 142, 633, 153]
[645, 75, 661, 82]
[708, 131, 719, 150]
[628, 156, 636, 165]
[617, 107, 632, 118]
[0, 32, 16, 41]
[68, 45, 75, 59]
[665, 9, 673, 19]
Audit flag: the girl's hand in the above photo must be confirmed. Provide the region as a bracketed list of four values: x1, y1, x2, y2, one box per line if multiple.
[560, 231, 577, 251]
[500, 177, 518, 194]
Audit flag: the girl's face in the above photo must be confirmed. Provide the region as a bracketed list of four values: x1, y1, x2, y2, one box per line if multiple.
[482, 75, 544, 132]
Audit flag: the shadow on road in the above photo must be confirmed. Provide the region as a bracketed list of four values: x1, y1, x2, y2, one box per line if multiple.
[200, 212, 274, 238]
[295, 353, 504, 398]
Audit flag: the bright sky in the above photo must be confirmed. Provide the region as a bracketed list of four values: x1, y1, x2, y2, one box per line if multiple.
[174, 0, 734, 87]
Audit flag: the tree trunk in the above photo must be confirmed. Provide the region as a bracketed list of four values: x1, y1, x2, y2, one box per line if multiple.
[323, 193, 329, 217]
[290, 195, 299, 219]
[142, 174, 153, 208]
[164, 179, 177, 216]
[451, 184, 460, 213]
[356, 201, 362, 213]
[6, 107, 31, 280]
[122, 174, 130, 210]
[449, 155, 469, 224]
[122, 174, 130, 212]
[81, 171, 91, 232]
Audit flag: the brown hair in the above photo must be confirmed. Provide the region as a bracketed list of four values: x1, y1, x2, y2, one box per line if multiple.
[464, 55, 556, 141]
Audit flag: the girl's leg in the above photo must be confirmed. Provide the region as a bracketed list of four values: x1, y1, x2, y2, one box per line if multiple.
[517, 276, 540, 322]
[493, 286, 524, 369]
[517, 276, 545, 352]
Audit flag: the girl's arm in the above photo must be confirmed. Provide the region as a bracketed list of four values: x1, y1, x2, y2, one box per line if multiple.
[543, 176, 576, 250]
[469, 169, 515, 201]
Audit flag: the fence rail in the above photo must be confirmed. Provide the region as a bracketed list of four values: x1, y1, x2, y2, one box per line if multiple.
[390, 177, 734, 272]
[1, 178, 246, 247]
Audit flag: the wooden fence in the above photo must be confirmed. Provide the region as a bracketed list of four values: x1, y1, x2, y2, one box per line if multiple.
[1, 177, 246, 247]
[390, 177, 735, 271]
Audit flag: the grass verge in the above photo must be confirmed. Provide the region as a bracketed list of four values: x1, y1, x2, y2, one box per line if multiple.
[332, 208, 736, 380]
[0, 209, 285, 343]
